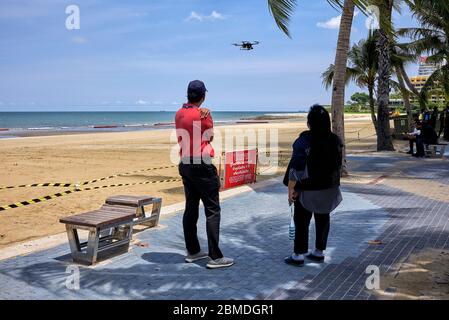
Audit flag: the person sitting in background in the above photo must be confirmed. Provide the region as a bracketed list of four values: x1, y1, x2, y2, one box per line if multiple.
[438, 108, 446, 138]
[430, 106, 439, 129]
[443, 104, 449, 141]
[422, 108, 432, 123]
[414, 121, 438, 158]
[405, 120, 421, 155]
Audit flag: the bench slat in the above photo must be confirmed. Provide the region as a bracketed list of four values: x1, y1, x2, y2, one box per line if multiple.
[60, 209, 135, 228]
[105, 195, 156, 207]
[61, 211, 129, 222]
[100, 204, 139, 213]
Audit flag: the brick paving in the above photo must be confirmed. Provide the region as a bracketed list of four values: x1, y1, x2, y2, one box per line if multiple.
[267, 153, 449, 300]
[0, 152, 448, 300]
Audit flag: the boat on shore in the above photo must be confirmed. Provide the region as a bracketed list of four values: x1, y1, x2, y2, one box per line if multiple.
[93, 125, 119, 129]
[236, 120, 269, 124]
[154, 122, 175, 126]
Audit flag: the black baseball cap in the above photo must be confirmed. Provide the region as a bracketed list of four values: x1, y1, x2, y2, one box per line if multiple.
[187, 80, 208, 98]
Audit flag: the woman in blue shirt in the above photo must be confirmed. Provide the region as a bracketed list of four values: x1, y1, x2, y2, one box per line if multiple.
[284, 105, 343, 266]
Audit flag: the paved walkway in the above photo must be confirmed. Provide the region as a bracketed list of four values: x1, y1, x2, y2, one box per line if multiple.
[0, 152, 448, 300]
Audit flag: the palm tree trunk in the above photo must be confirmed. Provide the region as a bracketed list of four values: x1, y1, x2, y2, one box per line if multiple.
[399, 64, 425, 110]
[399, 65, 419, 96]
[368, 85, 378, 133]
[331, 0, 355, 176]
[375, 0, 395, 151]
[396, 66, 413, 131]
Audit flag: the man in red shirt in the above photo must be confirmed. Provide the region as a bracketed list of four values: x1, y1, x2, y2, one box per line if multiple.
[175, 80, 234, 269]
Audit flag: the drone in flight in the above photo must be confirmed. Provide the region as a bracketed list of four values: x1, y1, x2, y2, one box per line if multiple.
[232, 41, 260, 51]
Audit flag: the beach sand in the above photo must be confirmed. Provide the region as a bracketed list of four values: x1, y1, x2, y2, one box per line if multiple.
[374, 249, 449, 300]
[0, 115, 377, 249]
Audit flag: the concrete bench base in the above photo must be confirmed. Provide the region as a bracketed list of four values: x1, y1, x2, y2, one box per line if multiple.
[425, 144, 447, 158]
[65, 223, 132, 265]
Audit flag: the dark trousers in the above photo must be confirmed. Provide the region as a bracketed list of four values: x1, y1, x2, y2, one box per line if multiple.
[179, 162, 223, 260]
[408, 137, 416, 152]
[416, 136, 437, 156]
[416, 136, 425, 156]
[294, 200, 330, 254]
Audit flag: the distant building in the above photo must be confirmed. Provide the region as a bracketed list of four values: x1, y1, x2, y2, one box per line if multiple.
[410, 56, 444, 104]
[417, 56, 438, 76]
[389, 98, 404, 107]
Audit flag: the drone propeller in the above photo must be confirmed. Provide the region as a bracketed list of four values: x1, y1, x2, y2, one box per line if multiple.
[231, 41, 260, 49]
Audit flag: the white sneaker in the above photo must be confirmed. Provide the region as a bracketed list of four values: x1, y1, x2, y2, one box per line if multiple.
[206, 257, 234, 269]
[185, 251, 209, 263]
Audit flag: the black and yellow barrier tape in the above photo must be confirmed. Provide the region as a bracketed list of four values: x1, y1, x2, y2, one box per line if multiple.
[0, 165, 177, 191]
[0, 178, 182, 212]
[0, 190, 77, 211]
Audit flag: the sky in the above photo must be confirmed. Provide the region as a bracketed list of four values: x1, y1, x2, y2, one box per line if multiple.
[0, 0, 418, 112]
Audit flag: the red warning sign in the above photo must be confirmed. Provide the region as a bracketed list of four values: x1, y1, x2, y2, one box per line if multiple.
[223, 149, 257, 189]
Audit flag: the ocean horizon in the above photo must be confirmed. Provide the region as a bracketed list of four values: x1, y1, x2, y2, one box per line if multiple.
[0, 111, 307, 136]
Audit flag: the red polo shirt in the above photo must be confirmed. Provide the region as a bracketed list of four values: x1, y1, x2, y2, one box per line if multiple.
[175, 103, 215, 159]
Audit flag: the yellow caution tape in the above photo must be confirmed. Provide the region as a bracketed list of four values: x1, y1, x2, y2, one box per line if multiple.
[0, 178, 182, 211]
[0, 165, 177, 190]
[0, 189, 77, 211]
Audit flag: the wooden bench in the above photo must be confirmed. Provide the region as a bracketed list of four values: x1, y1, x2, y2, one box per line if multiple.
[105, 195, 162, 228]
[60, 208, 135, 265]
[60, 195, 162, 265]
[425, 143, 447, 158]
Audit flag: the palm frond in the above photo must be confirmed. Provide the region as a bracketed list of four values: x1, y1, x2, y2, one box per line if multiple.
[268, 0, 370, 38]
[322, 64, 335, 90]
[267, 0, 297, 38]
[321, 64, 363, 90]
[390, 79, 402, 93]
[419, 67, 449, 102]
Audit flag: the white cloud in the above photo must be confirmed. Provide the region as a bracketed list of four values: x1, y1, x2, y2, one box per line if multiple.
[317, 15, 341, 29]
[135, 100, 164, 106]
[71, 36, 87, 44]
[185, 10, 227, 22]
[317, 11, 359, 29]
[210, 11, 225, 20]
[136, 99, 149, 105]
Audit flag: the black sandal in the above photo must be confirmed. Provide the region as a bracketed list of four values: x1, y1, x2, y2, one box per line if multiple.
[305, 253, 325, 262]
[284, 256, 304, 267]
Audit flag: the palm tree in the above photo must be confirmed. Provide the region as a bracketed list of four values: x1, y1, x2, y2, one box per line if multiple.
[372, 0, 396, 151]
[400, 0, 449, 104]
[331, 0, 356, 176]
[395, 65, 414, 129]
[322, 33, 379, 131]
[322, 33, 414, 132]
[390, 44, 419, 129]
[268, 0, 368, 175]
